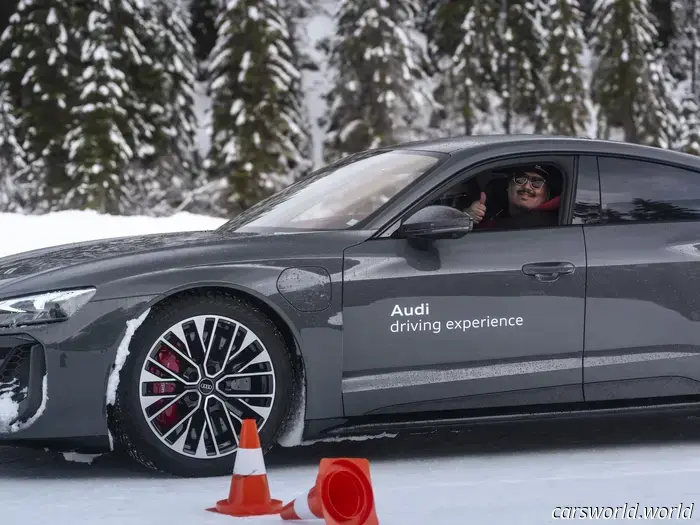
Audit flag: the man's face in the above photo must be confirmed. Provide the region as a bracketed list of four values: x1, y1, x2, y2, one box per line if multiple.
[507, 171, 548, 210]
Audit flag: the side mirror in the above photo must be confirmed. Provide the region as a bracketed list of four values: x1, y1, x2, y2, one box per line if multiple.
[398, 205, 474, 240]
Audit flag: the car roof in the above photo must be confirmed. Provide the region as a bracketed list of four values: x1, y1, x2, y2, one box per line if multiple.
[392, 134, 700, 169]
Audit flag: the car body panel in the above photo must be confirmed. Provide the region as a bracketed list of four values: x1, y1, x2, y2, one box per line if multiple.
[2, 136, 700, 453]
[0, 295, 154, 439]
[341, 226, 587, 416]
[583, 222, 700, 401]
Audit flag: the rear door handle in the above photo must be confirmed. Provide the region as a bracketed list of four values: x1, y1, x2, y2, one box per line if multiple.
[522, 262, 575, 282]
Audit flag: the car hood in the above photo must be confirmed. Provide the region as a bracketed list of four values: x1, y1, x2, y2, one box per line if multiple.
[0, 230, 241, 282]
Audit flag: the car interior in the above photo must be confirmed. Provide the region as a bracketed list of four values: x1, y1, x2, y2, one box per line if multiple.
[428, 162, 567, 230]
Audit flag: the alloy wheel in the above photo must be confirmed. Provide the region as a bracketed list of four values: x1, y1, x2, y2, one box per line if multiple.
[137, 314, 276, 459]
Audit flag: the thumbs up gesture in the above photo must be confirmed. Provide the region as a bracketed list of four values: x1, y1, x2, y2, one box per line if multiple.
[465, 192, 487, 223]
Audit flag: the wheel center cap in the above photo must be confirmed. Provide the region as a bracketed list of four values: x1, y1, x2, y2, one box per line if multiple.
[198, 378, 215, 395]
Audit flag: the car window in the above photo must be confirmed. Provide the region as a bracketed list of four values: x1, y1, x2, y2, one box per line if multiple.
[424, 158, 570, 232]
[216, 150, 444, 232]
[598, 156, 700, 223]
[572, 155, 601, 225]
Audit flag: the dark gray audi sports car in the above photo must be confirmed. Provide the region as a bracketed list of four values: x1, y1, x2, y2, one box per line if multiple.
[3, 134, 700, 477]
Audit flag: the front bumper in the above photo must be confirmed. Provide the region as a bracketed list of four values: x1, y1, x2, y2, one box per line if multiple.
[0, 335, 46, 432]
[0, 294, 156, 443]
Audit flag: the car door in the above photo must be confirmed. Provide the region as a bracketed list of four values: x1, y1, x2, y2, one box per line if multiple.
[340, 155, 589, 417]
[582, 155, 700, 402]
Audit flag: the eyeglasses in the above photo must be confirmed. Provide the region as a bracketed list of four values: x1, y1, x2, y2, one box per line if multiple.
[513, 175, 546, 189]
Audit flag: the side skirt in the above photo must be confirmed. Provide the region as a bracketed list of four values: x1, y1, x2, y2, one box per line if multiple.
[303, 395, 700, 441]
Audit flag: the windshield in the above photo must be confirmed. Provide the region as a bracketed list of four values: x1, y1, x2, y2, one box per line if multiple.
[216, 149, 443, 232]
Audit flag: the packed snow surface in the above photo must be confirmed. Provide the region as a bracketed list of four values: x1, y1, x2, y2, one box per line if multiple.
[4, 422, 700, 523]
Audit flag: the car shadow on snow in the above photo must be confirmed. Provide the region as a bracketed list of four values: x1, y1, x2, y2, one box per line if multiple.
[265, 413, 700, 467]
[3, 414, 700, 478]
[0, 446, 168, 480]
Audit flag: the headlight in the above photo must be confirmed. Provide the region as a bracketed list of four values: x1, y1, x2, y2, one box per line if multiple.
[0, 288, 96, 327]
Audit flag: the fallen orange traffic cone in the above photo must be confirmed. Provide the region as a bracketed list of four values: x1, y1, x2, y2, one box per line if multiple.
[206, 419, 283, 517]
[280, 458, 379, 524]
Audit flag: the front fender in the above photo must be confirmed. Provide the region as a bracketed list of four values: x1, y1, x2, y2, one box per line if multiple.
[99, 262, 346, 423]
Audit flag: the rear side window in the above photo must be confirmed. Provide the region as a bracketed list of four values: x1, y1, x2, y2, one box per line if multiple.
[598, 156, 700, 223]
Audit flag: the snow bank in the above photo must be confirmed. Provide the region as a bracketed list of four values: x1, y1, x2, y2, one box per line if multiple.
[0, 210, 227, 258]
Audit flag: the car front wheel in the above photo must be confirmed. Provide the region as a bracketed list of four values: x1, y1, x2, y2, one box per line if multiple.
[109, 291, 294, 477]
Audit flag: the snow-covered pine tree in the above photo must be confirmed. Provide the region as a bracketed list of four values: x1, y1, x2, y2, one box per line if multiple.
[590, 0, 677, 145]
[651, 0, 674, 48]
[680, 96, 700, 155]
[664, 1, 691, 84]
[322, 0, 435, 162]
[686, 0, 699, 92]
[635, 46, 680, 149]
[423, 0, 465, 134]
[206, 0, 312, 213]
[426, 0, 502, 135]
[0, 1, 19, 39]
[0, 0, 76, 212]
[0, 84, 29, 212]
[501, 0, 549, 133]
[539, 0, 589, 136]
[148, 0, 198, 164]
[279, 0, 315, 170]
[678, 0, 700, 155]
[126, 0, 200, 215]
[61, 0, 147, 214]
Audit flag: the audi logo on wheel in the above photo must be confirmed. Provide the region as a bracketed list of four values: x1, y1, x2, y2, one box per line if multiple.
[198, 380, 214, 394]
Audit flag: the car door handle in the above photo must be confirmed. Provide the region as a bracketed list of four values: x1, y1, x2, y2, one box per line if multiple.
[522, 262, 575, 282]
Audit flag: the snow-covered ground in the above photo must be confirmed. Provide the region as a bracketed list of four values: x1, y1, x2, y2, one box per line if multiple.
[2, 210, 700, 523]
[0, 210, 227, 258]
[4, 420, 700, 523]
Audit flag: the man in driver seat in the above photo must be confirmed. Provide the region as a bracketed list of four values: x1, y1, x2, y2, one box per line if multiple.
[464, 165, 561, 230]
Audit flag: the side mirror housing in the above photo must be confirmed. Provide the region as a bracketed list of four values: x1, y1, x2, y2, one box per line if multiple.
[398, 205, 474, 240]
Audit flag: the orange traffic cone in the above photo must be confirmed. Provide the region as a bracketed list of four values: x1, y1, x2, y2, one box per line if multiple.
[280, 458, 379, 524]
[206, 419, 283, 517]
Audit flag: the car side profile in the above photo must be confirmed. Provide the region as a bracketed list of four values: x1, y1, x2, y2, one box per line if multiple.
[2, 134, 700, 477]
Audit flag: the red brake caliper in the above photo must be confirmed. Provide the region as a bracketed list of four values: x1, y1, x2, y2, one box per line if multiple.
[155, 346, 181, 428]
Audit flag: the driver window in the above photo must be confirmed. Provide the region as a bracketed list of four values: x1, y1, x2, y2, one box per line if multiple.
[431, 161, 567, 231]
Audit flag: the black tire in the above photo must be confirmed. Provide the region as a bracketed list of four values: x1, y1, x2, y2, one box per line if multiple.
[109, 290, 295, 477]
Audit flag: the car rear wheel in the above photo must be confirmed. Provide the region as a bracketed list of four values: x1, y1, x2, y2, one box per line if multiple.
[109, 291, 294, 477]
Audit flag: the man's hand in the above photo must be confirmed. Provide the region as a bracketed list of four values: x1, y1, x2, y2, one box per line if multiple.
[465, 192, 486, 223]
